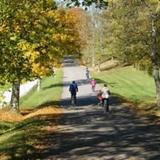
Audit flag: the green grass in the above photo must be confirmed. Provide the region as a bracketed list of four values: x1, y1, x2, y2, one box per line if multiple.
[0, 69, 63, 159]
[0, 122, 14, 135]
[20, 69, 63, 109]
[93, 66, 156, 104]
[0, 117, 50, 159]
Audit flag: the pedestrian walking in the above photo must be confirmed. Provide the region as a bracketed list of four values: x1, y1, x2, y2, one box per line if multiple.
[101, 84, 111, 112]
[69, 81, 78, 105]
[97, 90, 103, 106]
[86, 67, 90, 79]
[90, 79, 96, 92]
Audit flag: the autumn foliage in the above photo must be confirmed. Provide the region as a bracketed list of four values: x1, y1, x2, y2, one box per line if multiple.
[0, 0, 85, 110]
[0, 106, 64, 122]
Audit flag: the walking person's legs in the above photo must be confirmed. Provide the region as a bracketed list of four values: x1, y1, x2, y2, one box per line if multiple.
[73, 94, 77, 105]
[106, 98, 109, 112]
[102, 98, 105, 112]
[103, 98, 109, 113]
[71, 94, 74, 105]
[86, 73, 89, 79]
[71, 93, 76, 105]
[92, 85, 95, 92]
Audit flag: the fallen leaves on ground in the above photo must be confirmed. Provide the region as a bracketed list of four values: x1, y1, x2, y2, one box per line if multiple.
[0, 106, 64, 122]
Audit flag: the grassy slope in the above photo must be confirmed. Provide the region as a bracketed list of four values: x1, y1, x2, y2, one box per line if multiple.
[20, 69, 63, 109]
[0, 117, 53, 160]
[93, 66, 156, 104]
[0, 69, 64, 159]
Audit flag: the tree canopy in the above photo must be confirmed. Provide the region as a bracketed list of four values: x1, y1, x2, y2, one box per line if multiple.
[0, 0, 83, 83]
[0, 0, 84, 110]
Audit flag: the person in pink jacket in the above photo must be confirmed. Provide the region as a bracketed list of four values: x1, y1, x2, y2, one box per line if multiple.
[90, 79, 96, 92]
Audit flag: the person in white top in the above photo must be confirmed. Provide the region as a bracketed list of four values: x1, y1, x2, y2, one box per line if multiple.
[101, 84, 110, 112]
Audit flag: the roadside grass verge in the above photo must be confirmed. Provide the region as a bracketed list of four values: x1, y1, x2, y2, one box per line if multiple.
[93, 66, 156, 103]
[20, 69, 63, 109]
[0, 106, 64, 159]
[0, 112, 61, 160]
[0, 69, 64, 159]
[93, 66, 160, 116]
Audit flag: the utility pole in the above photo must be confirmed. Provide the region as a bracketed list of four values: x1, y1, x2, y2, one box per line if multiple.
[89, 4, 100, 68]
[89, 0, 104, 69]
[89, 5, 96, 68]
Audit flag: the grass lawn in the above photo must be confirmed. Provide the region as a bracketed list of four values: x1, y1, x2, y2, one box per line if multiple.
[93, 66, 156, 104]
[0, 115, 58, 160]
[0, 69, 64, 159]
[20, 69, 63, 109]
[0, 107, 64, 159]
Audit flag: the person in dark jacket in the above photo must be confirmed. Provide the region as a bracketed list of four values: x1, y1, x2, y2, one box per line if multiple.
[69, 81, 78, 105]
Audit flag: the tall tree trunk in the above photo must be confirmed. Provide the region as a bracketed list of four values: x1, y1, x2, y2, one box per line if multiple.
[151, 14, 160, 106]
[152, 67, 160, 106]
[10, 81, 20, 111]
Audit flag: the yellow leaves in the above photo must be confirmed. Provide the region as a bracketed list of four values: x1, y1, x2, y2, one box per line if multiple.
[18, 40, 30, 51]
[39, 16, 48, 26]
[50, 60, 60, 68]
[52, 33, 68, 42]
[18, 41, 38, 51]
[32, 63, 50, 76]
[14, 24, 21, 33]
[47, 0, 54, 6]
[148, 0, 159, 5]
[0, 106, 64, 122]
[156, 0, 160, 13]
[10, 35, 17, 41]
[17, 40, 51, 76]
[0, 23, 7, 32]
[26, 51, 40, 62]
[1, 0, 82, 81]
[17, 40, 40, 63]
[146, 0, 160, 13]
[47, 10, 56, 18]
[46, 10, 63, 23]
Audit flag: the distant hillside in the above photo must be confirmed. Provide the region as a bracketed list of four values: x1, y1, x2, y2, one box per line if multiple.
[93, 66, 156, 104]
[95, 59, 119, 71]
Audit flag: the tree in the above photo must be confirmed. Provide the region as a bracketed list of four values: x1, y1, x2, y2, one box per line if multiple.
[0, 0, 82, 111]
[103, 0, 160, 106]
[67, 8, 90, 58]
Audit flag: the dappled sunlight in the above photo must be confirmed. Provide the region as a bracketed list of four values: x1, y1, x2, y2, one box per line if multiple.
[0, 110, 23, 122]
[14, 103, 159, 160]
[1, 57, 160, 159]
[156, 111, 160, 117]
[0, 153, 10, 160]
[0, 106, 65, 123]
[23, 106, 64, 120]
[0, 97, 160, 159]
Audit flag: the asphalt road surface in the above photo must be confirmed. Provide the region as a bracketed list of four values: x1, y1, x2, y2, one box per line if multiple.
[48, 58, 160, 160]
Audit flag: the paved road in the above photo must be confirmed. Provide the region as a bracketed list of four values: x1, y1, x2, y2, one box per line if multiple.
[61, 58, 99, 108]
[47, 58, 160, 160]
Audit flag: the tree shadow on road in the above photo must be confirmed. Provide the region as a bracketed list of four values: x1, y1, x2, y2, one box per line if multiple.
[43, 79, 90, 90]
[4, 91, 160, 159]
[61, 93, 123, 108]
[94, 78, 117, 87]
[18, 104, 160, 160]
